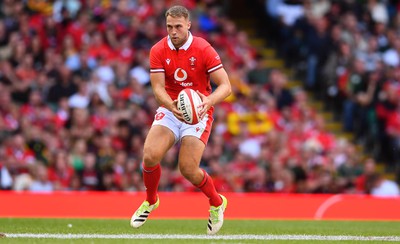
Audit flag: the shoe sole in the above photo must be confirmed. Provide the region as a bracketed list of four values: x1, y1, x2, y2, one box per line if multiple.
[207, 194, 228, 235]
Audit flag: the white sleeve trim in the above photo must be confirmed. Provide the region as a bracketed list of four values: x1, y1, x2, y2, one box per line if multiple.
[150, 68, 165, 73]
[207, 64, 223, 73]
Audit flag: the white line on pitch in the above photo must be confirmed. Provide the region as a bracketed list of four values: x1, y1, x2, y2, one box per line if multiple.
[4, 233, 400, 241]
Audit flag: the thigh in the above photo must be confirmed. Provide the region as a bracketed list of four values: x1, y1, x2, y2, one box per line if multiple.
[144, 107, 180, 165]
[178, 136, 206, 169]
[152, 107, 180, 142]
[180, 114, 213, 145]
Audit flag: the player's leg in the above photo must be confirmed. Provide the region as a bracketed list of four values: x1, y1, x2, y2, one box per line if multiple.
[131, 108, 178, 229]
[177, 135, 205, 183]
[178, 136, 227, 235]
[131, 125, 175, 228]
[142, 125, 175, 203]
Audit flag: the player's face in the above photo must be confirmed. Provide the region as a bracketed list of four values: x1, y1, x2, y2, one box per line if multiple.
[166, 16, 191, 49]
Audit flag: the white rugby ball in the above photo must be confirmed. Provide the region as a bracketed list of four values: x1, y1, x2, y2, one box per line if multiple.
[177, 88, 202, 125]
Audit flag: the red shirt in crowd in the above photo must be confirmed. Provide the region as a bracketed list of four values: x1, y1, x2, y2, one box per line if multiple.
[386, 111, 400, 136]
[48, 166, 75, 189]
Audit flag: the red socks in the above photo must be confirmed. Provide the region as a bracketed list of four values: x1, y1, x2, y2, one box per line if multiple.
[143, 163, 161, 205]
[143, 165, 221, 207]
[196, 169, 223, 207]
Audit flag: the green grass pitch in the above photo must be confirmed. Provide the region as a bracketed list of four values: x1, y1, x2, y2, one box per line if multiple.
[1, 218, 399, 243]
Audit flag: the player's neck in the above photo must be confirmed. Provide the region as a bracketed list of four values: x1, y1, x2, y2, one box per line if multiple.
[173, 33, 189, 50]
[174, 40, 187, 50]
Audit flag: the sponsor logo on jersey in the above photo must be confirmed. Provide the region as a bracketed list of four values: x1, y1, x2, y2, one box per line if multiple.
[166, 58, 171, 65]
[174, 68, 193, 86]
[174, 68, 187, 82]
[179, 82, 193, 87]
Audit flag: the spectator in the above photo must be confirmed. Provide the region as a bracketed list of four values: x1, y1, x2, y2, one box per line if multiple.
[81, 152, 99, 190]
[0, 165, 12, 189]
[266, 69, 294, 110]
[46, 66, 77, 105]
[355, 157, 377, 193]
[29, 163, 54, 192]
[367, 172, 400, 197]
[303, 16, 331, 91]
[48, 150, 74, 190]
[4, 133, 35, 174]
[68, 80, 90, 109]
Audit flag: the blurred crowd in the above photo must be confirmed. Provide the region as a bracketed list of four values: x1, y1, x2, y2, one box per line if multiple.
[259, 0, 400, 193]
[0, 0, 399, 196]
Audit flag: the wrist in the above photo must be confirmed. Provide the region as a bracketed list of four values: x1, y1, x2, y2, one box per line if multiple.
[166, 100, 176, 112]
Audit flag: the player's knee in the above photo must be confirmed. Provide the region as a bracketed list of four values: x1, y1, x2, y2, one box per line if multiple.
[142, 147, 161, 166]
[179, 164, 197, 181]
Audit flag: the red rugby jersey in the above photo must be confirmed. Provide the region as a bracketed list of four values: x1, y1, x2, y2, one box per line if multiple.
[149, 32, 223, 102]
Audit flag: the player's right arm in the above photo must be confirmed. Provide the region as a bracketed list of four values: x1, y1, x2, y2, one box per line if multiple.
[150, 72, 183, 121]
[149, 43, 183, 121]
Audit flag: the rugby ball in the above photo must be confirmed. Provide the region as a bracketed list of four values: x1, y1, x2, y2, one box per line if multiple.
[177, 88, 202, 125]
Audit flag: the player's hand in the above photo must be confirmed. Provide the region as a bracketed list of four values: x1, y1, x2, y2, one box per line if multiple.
[171, 99, 184, 121]
[196, 90, 212, 120]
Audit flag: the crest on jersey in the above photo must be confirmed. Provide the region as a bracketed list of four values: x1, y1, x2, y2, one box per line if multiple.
[189, 56, 196, 66]
[189, 56, 196, 70]
[155, 112, 165, 120]
[174, 68, 187, 82]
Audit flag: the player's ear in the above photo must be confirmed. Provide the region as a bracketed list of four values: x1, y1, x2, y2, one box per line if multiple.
[188, 21, 191, 30]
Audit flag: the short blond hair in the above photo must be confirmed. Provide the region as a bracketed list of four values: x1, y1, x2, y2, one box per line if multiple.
[165, 5, 190, 20]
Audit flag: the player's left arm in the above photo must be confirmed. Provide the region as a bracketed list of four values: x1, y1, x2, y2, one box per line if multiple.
[197, 67, 231, 119]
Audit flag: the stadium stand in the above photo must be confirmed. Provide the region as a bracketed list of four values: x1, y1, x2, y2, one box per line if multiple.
[231, 0, 400, 193]
[0, 0, 399, 196]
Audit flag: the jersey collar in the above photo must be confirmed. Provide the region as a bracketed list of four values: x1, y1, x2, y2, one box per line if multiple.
[167, 32, 193, 51]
